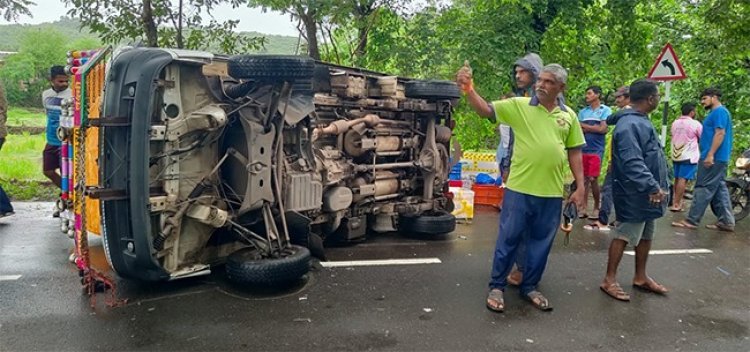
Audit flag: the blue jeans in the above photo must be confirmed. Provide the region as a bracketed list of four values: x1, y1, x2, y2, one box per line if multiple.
[0, 183, 13, 213]
[489, 189, 562, 295]
[598, 170, 613, 224]
[687, 161, 735, 226]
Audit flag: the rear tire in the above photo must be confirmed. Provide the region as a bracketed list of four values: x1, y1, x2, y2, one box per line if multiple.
[226, 245, 311, 286]
[400, 210, 456, 236]
[228, 55, 314, 81]
[727, 180, 749, 221]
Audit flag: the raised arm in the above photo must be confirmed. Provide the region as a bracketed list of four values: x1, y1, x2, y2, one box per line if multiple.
[456, 61, 494, 119]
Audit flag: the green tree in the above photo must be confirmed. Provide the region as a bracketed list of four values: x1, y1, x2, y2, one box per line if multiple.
[64, 0, 265, 54]
[0, 0, 34, 21]
[248, 0, 339, 60]
[0, 29, 69, 107]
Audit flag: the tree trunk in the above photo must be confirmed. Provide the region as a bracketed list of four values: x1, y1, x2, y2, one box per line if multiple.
[141, 0, 158, 47]
[355, 24, 368, 59]
[301, 14, 320, 60]
[353, 2, 374, 61]
[176, 0, 184, 49]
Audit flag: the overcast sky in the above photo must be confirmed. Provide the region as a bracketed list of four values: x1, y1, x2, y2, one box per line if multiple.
[0, 0, 300, 36]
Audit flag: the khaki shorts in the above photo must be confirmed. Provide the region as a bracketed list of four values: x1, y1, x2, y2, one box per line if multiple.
[613, 220, 655, 245]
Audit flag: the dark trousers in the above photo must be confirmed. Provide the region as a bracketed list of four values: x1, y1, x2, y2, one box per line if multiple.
[0, 183, 13, 213]
[687, 161, 735, 226]
[598, 170, 614, 224]
[489, 189, 562, 295]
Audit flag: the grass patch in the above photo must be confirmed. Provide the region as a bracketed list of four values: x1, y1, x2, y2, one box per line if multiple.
[3, 180, 58, 201]
[0, 133, 47, 181]
[6, 107, 46, 127]
[0, 133, 57, 201]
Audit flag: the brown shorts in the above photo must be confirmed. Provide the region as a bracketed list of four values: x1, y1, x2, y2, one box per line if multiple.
[43, 144, 62, 171]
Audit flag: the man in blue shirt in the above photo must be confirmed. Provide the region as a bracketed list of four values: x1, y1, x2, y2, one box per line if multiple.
[41, 66, 71, 190]
[672, 88, 735, 232]
[578, 85, 612, 219]
[42, 66, 71, 218]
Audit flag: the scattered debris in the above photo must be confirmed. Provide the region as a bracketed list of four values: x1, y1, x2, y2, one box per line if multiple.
[716, 266, 731, 276]
[525, 339, 534, 344]
[147, 307, 155, 312]
[298, 295, 308, 301]
[423, 308, 433, 313]
[293, 318, 312, 323]
[458, 235, 468, 240]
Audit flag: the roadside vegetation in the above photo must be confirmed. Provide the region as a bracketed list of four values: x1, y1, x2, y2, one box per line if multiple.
[0, 114, 57, 200]
[1, 1, 747, 200]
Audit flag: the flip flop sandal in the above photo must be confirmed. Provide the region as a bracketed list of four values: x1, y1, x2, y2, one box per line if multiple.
[506, 271, 522, 286]
[525, 290, 553, 311]
[632, 279, 669, 295]
[705, 223, 735, 232]
[584, 224, 611, 232]
[600, 282, 630, 301]
[671, 220, 697, 229]
[486, 289, 505, 313]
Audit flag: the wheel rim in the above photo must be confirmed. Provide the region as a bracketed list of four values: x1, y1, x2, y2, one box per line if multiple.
[728, 184, 748, 216]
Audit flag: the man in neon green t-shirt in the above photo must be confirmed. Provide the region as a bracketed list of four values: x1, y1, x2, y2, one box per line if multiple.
[456, 63, 585, 312]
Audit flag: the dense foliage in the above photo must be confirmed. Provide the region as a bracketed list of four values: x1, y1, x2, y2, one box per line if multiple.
[0, 28, 100, 107]
[311, 0, 749, 158]
[2, 0, 748, 157]
[0, 19, 300, 108]
[63, 0, 266, 54]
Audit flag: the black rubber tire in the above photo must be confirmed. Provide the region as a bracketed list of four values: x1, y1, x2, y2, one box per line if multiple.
[228, 55, 314, 81]
[400, 210, 456, 235]
[292, 78, 313, 95]
[226, 245, 311, 286]
[726, 180, 750, 221]
[405, 80, 461, 100]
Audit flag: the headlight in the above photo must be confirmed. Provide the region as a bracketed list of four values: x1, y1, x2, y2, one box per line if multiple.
[736, 157, 750, 169]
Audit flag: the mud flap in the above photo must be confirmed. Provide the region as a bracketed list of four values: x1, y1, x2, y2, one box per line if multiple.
[285, 211, 326, 260]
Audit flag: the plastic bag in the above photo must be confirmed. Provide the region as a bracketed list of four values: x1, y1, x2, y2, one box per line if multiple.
[475, 173, 495, 185]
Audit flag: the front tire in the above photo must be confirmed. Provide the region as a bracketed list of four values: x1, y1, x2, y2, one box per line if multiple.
[727, 180, 749, 221]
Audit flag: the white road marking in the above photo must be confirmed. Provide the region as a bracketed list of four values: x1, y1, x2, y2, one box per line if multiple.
[0, 275, 22, 281]
[624, 249, 713, 256]
[320, 258, 442, 268]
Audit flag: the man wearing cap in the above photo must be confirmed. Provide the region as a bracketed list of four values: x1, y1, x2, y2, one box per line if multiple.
[578, 85, 612, 219]
[457, 63, 585, 312]
[502, 53, 544, 286]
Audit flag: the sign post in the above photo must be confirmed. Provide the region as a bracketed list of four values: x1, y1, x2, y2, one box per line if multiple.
[647, 43, 687, 145]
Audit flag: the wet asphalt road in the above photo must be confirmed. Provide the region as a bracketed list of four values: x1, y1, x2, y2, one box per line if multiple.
[0, 202, 748, 351]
